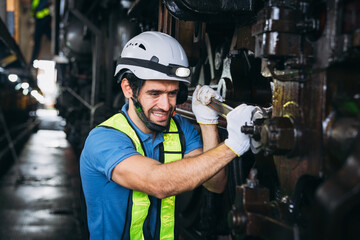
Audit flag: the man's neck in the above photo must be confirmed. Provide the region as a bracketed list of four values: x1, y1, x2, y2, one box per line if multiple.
[127, 108, 151, 134]
[127, 104, 158, 142]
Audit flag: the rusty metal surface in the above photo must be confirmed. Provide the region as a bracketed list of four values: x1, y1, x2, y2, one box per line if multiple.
[271, 80, 302, 194]
[176, 1, 360, 237]
[252, 5, 313, 61]
[227, 1, 360, 238]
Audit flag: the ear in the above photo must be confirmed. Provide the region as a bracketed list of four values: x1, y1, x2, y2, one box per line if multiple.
[121, 78, 133, 98]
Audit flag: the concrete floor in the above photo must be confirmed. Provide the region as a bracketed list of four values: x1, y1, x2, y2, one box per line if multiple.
[0, 110, 86, 240]
[1, 3, 85, 239]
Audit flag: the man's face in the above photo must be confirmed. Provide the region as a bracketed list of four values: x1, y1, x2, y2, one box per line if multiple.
[136, 80, 179, 127]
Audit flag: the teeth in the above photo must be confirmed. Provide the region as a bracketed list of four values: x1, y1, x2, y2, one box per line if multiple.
[153, 112, 166, 116]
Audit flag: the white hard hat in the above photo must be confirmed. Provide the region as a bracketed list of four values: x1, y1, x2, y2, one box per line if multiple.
[114, 31, 191, 84]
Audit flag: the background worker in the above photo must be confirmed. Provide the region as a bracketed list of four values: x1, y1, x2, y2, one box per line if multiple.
[80, 31, 254, 239]
[31, 0, 51, 63]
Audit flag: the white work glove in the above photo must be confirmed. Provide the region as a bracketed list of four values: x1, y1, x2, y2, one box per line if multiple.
[224, 104, 255, 156]
[192, 85, 223, 124]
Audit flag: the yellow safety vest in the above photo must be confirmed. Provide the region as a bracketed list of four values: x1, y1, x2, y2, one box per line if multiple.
[98, 112, 184, 239]
[31, 0, 50, 19]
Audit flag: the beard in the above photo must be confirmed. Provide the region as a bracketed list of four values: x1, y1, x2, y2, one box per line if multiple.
[146, 106, 175, 127]
[132, 97, 176, 132]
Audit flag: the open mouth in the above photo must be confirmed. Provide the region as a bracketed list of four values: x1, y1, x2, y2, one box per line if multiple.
[149, 109, 172, 124]
[151, 111, 169, 121]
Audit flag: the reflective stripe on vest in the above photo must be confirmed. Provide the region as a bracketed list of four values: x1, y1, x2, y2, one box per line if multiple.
[32, 0, 40, 11]
[36, 8, 50, 19]
[32, 0, 50, 19]
[98, 112, 182, 239]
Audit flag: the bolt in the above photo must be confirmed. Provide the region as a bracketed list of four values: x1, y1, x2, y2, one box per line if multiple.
[241, 124, 255, 135]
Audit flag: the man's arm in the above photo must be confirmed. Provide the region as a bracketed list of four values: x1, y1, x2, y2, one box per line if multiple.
[180, 124, 226, 193]
[189, 85, 228, 193]
[199, 124, 227, 193]
[111, 143, 235, 199]
[111, 86, 254, 199]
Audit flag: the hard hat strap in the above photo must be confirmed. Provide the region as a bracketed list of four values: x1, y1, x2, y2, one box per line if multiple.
[131, 98, 172, 132]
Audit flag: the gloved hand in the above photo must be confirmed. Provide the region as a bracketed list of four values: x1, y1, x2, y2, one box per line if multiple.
[192, 85, 223, 124]
[224, 104, 255, 156]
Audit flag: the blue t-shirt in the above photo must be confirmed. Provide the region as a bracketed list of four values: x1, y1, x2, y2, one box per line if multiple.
[80, 104, 202, 240]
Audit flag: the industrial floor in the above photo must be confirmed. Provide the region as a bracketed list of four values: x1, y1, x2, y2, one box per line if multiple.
[0, 109, 87, 240]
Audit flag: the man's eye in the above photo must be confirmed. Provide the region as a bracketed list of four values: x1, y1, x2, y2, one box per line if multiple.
[149, 92, 160, 97]
[169, 92, 178, 97]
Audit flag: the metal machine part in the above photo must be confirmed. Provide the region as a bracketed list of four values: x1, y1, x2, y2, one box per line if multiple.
[324, 115, 360, 172]
[241, 106, 273, 154]
[217, 57, 233, 99]
[315, 136, 360, 240]
[51, 0, 360, 239]
[260, 116, 299, 156]
[63, 18, 92, 59]
[208, 99, 276, 155]
[251, 0, 323, 80]
[208, 97, 233, 119]
[0, 17, 39, 176]
[163, 0, 260, 22]
[229, 168, 295, 239]
[232, 104, 301, 157]
[209, 97, 300, 157]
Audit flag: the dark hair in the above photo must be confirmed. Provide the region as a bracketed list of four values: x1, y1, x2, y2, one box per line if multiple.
[117, 72, 188, 104]
[121, 72, 144, 98]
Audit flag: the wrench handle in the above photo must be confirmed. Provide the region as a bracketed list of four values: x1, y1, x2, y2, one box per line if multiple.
[208, 98, 233, 118]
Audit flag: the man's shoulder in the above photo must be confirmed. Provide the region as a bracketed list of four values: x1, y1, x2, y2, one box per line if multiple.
[86, 125, 133, 147]
[173, 114, 196, 129]
[81, 125, 137, 161]
[89, 124, 120, 135]
[173, 113, 188, 124]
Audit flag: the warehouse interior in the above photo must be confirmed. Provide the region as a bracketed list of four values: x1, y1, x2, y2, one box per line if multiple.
[0, 0, 359, 239]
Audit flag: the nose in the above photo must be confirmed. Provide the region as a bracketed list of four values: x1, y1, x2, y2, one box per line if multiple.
[157, 94, 171, 111]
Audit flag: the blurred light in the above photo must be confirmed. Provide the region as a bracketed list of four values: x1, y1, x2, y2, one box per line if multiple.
[8, 74, 18, 82]
[34, 60, 57, 107]
[53, 54, 69, 64]
[23, 89, 29, 95]
[15, 83, 22, 90]
[21, 82, 29, 89]
[33, 59, 40, 68]
[31, 90, 45, 104]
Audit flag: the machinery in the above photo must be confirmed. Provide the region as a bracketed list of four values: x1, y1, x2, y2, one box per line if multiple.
[53, 0, 360, 239]
[0, 17, 39, 176]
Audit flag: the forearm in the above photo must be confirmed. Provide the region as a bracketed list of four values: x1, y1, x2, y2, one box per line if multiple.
[199, 124, 228, 193]
[150, 143, 235, 198]
[112, 143, 236, 199]
[201, 124, 220, 152]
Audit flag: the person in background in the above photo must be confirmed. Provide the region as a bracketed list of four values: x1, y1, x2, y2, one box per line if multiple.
[31, 0, 51, 63]
[80, 31, 255, 239]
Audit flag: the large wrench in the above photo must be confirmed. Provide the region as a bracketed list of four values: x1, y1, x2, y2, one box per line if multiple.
[208, 98, 272, 154]
[207, 98, 233, 118]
